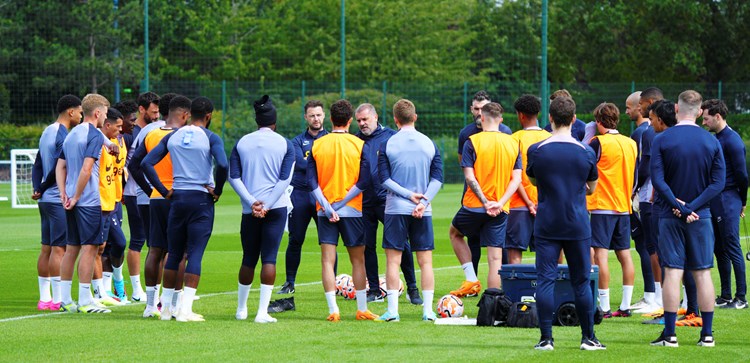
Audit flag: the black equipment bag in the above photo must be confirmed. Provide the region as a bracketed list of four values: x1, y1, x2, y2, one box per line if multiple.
[476, 288, 513, 326]
[506, 301, 539, 328]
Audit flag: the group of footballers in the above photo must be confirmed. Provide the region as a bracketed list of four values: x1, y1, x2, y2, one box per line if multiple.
[30, 86, 746, 349]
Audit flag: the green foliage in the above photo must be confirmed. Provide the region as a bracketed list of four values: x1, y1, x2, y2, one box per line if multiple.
[0, 123, 45, 159]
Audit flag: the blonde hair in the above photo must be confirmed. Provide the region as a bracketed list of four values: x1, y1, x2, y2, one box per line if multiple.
[81, 93, 110, 117]
[393, 99, 416, 124]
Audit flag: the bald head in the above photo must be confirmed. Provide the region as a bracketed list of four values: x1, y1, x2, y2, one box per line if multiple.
[626, 91, 643, 123]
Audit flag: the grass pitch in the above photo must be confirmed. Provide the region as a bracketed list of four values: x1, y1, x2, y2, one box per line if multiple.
[0, 184, 748, 362]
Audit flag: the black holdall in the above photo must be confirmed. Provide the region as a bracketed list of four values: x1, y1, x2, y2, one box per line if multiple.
[506, 301, 539, 328]
[476, 288, 513, 327]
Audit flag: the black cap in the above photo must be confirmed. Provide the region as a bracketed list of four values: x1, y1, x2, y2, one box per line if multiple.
[254, 95, 277, 126]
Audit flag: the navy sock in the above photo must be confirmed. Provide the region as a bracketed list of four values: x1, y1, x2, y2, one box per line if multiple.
[664, 312, 677, 336]
[701, 311, 713, 336]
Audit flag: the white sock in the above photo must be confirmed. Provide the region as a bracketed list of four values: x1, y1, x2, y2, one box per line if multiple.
[181, 287, 196, 315]
[461, 262, 478, 282]
[112, 265, 123, 281]
[387, 289, 399, 315]
[644, 292, 656, 306]
[79, 283, 92, 306]
[38, 276, 51, 302]
[598, 289, 610, 312]
[681, 285, 687, 309]
[102, 272, 113, 293]
[156, 284, 161, 305]
[161, 288, 175, 311]
[92, 279, 104, 299]
[325, 291, 339, 314]
[620, 285, 634, 311]
[61, 280, 73, 305]
[238, 283, 251, 312]
[131, 275, 144, 296]
[355, 290, 367, 312]
[51, 276, 62, 304]
[258, 284, 273, 315]
[172, 290, 182, 311]
[655, 282, 663, 307]
[146, 286, 156, 308]
[422, 290, 435, 315]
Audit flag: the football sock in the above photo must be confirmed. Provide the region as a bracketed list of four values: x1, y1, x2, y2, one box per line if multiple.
[61, 280, 73, 305]
[655, 282, 663, 307]
[173, 290, 182, 311]
[356, 290, 367, 312]
[182, 287, 197, 314]
[51, 276, 62, 304]
[258, 284, 273, 315]
[238, 283, 251, 312]
[102, 272, 113, 293]
[461, 262, 478, 282]
[146, 286, 156, 308]
[156, 284, 161, 305]
[620, 285, 634, 310]
[131, 275, 144, 296]
[681, 285, 687, 309]
[644, 292, 656, 306]
[112, 265, 123, 282]
[325, 291, 339, 314]
[664, 311, 677, 336]
[38, 276, 51, 302]
[598, 289, 610, 312]
[700, 311, 714, 336]
[78, 283, 92, 306]
[422, 290, 434, 315]
[161, 288, 175, 311]
[92, 279, 104, 299]
[387, 289, 399, 315]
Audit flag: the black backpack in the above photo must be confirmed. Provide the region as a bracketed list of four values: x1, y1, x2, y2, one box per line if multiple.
[476, 288, 513, 326]
[506, 301, 539, 328]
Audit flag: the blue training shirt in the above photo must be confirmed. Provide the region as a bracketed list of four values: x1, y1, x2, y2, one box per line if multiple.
[651, 122, 725, 219]
[33, 122, 68, 203]
[378, 126, 443, 216]
[715, 125, 748, 207]
[125, 120, 165, 204]
[290, 128, 328, 192]
[60, 122, 105, 207]
[631, 122, 655, 203]
[544, 118, 586, 142]
[357, 124, 397, 207]
[142, 125, 228, 198]
[527, 135, 598, 240]
[229, 128, 295, 214]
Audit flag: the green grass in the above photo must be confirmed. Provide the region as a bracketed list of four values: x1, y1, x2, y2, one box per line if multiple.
[0, 183, 749, 362]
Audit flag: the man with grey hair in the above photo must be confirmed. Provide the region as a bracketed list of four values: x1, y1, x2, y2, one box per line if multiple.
[355, 103, 421, 304]
[650, 90, 725, 347]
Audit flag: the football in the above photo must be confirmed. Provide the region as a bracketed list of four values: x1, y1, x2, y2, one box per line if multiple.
[335, 274, 352, 297]
[378, 277, 404, 296]
[436, 294, 464, 318]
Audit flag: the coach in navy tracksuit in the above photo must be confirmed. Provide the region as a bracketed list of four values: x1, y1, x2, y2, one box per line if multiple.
[701, 99, 748, 309]
[279, 101, 329, 294]
[355, 103, 420, 304]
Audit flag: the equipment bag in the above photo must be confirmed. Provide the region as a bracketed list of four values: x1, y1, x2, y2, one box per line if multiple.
[506, 301, 539, 328]
[476, 288, 513, 326]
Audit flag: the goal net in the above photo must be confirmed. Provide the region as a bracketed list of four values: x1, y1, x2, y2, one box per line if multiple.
[11, 149, 39, 209]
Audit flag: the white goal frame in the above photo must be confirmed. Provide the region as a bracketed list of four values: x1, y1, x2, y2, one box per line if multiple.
[10, 149, 39, 209]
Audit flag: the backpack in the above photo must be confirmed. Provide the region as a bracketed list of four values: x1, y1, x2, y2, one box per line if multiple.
[476, 288, 513, 326]
[506, 301, 539, 328]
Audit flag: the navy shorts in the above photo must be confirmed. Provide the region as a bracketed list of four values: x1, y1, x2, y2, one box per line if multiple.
[383, 214, 434, 251]
[39, 202, 66, 247]
[241, 207, 286, 266]
[148, 198, 171, 249]
[166, 190, 215, 274]
[65, 206, 105, 246]
[658, 218, 714, 270]
[590, 214, 631, 250]
[451, 207, 507, 248]
[102, 204, 127, 258]
[506, 210, 534, 250]
[123, 195, 147, 252]
[317, 216, 364, 247]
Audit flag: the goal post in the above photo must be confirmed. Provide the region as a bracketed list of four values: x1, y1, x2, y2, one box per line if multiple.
[10, 149, 39, 209]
